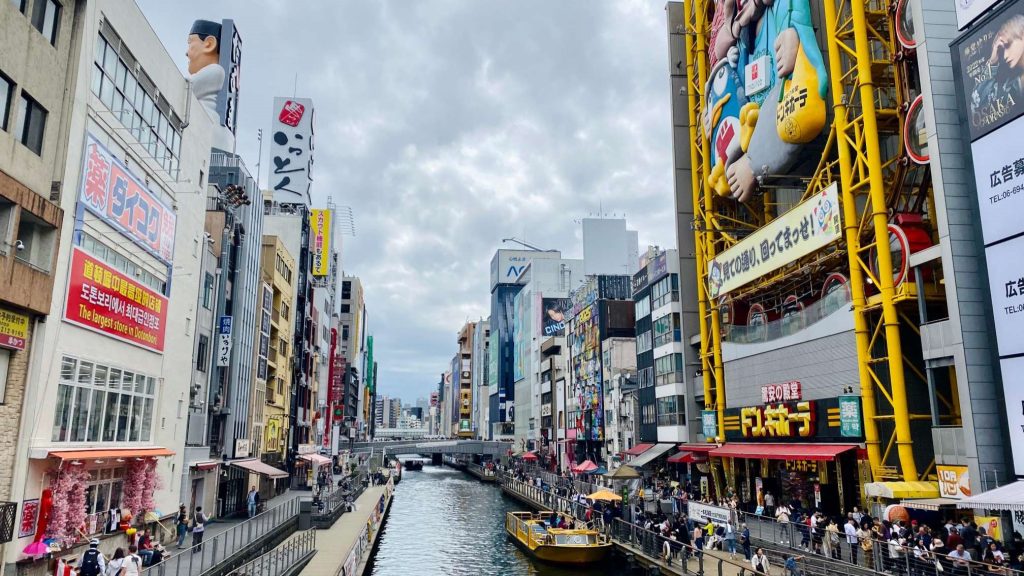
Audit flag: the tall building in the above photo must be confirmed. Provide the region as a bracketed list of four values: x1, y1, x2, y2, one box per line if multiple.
[581, 218, 639, 276]
[256, 236, 295, 486]
[488, 249, 564, 440]
[564, 275, 634, 465]
[667, 0, 1014, 515]
[455, 322, 476, 437]
[471, 319, 490, 439]
[0, 0, 77, 564]
[338, 276, 367, 437]
[5, 0, 227, 565]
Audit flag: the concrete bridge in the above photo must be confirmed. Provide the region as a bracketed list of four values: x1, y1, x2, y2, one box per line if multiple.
[347, 439, 512, 458]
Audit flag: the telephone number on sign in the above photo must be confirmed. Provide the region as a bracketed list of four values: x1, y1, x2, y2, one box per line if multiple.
[990, 183, 1024, 204]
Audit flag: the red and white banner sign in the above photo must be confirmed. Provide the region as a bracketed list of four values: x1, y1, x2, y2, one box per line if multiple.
[63, 247, 168, 353]
[79, 134, 176, 264]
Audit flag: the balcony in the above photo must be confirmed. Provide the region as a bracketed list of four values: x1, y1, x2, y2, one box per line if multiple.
[266, 386, 277, 405]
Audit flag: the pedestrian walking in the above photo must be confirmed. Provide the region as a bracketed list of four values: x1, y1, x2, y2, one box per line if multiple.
[78, 539, 107, 576]
[106, 548, 125, 576]
[752, 548, 772, 575]
[246, 485, 259, 518]
[175, 504, 189, 549]
[847, 518, 861, 565]
[859, 523, 875, 569]
[765, 492, 776, 518]
[694, 524, 705, 559]
[725, 521, 738, 559]
[742, 523, 753, 560]
[777, 504, 792, 545]
[785, 554, 804, 576]
[191, 506, 207, 552]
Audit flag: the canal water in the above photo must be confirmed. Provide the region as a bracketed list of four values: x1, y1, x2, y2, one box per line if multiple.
[368, 464, 639, 575]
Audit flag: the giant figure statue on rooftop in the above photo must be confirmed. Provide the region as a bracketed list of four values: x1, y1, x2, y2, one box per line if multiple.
[703, 0, 829, 202]
[187, 19, 225, 121]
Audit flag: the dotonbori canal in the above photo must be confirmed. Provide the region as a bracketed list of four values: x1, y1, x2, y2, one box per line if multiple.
[368, 464, 637, 575]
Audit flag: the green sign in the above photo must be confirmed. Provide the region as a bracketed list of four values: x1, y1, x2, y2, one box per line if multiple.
[366, 335, 375, 393]
[701, 410, 718, 440]
[838, 395, 862, 437]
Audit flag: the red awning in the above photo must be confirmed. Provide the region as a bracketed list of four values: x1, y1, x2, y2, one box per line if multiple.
[667, 451, 708, 464]
[708, 443, 858, 461]
[231, 458, 289, 479]
[676, 443, 717, 453]
[623, 443, 655, 456]
[46, 447, 175, 460]
[521, 452, 538, 461]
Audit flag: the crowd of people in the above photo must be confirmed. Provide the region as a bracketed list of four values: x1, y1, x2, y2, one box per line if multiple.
[504, 463, 1024, 576]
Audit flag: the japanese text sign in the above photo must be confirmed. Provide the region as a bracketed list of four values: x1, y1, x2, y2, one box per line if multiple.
[985, 236, 1024, 358]
[970, 116, 1024, 246]
[215, 20, 242, 135]
[270, 97, 314, 205]
[937, 464, 971, 499]
[216, 315, 232, 367]
[838, 395, 863, 437]
[63, 247, 167, 353]
[760, 381, 801, 404]
[708, 183, 841, 299]
[0, 307, 29, 351]
[18, 499, 38, 539]
[78, 134, 176, 265]
[310, 208, 331, 277]
[740, 401, 815, 439]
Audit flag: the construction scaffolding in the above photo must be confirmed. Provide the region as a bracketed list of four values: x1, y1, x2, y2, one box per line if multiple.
[681, 0, 944, 486]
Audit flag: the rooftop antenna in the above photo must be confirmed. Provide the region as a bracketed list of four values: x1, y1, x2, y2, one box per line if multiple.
[501, 237, 551, 251]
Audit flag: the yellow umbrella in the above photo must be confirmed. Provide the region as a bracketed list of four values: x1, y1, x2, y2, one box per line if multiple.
[588, 489, 623, 502]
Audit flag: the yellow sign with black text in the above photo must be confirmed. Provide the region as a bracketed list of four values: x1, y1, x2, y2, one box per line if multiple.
[310, 208, 331, 277]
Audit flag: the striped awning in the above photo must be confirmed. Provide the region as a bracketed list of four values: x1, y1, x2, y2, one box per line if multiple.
[956, 481, 1024, 512]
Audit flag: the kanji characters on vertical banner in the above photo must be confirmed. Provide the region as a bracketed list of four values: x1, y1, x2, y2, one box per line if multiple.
[269, 97, 315, 205]
[77, 134, 176, 266]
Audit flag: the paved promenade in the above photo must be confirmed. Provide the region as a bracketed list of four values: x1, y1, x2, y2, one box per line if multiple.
[297, 483, 389, 576]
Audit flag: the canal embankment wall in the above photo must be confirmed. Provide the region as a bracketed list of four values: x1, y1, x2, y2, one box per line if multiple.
[295, 477, 395, 576]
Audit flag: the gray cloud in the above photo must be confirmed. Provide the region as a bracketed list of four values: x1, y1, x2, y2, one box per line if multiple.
[138, 0, 676, 403]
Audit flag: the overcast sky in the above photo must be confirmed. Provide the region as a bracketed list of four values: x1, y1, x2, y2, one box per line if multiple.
[138, 0, 677, 404]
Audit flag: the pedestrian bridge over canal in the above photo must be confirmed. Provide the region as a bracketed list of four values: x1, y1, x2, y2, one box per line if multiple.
[347, 440, 511, 458]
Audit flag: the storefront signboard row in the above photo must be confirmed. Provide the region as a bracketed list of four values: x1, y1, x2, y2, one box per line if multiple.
[63, 247, 168, 353]
[723, 397, 863, 442]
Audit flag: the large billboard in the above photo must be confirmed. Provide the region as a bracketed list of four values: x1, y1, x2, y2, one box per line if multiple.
[78, 134, 176, 266]
[955, 1, 1024, 141]
[215, 20, 242, 135]
[310, 208, 332, 277]
[63, 247, 168, 353]
[570, 302, 603, 441]
[270, 97, 315, 205]
[703, 0, 829, 202]
[958, 0, 1007, 30]
[708, 183, 842, 299]
[541, 298, 570, 337]
[953, 0, 1024, 476]
[513, 289, 530, 382]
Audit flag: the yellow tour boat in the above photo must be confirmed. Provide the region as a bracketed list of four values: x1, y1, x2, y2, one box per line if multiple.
[505, 511, 613, 565]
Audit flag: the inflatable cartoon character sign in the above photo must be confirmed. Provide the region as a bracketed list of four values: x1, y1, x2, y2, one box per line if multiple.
[704, 0, 829, 202]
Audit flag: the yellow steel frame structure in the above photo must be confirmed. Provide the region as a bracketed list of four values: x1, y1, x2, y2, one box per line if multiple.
[682, 0, 929, 483]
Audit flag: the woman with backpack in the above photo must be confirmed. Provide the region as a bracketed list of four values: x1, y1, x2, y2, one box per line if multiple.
[191, 506, 207, 552]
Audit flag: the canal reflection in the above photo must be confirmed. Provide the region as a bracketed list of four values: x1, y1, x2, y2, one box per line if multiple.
[368, 464, 637, 576]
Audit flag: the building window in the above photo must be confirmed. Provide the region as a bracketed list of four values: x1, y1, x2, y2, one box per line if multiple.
[202, 273, 214, 309]
[654, 353, 684, 386]
[651, 275, 679, 310]
[653, 313, 681, 348]
[636, 331, 652, 354]
[641, 404, 656, 425]
[634, 296, 650, 320]
[15, 91, 46, 155]
[80, 232, 166, 294]
[91, 31, 182, 178]
[341, 281, 351, 299]
[52, 356, 157, 443]
[196, 335, 209, 372]
[340, 304, 350, 314]
[15, 209, 56, 271]
[30, 0, 60, 45]
[82, 467, 124, 517]
[0, 71, 12, 131]
[341, 325, 349, 341]
[656, 395, 686, 427]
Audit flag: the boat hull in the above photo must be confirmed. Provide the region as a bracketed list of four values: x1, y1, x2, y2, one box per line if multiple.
[504, 524, 612, 565]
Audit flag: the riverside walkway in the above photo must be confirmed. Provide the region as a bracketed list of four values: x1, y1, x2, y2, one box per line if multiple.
[296, 479, 394, 576]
